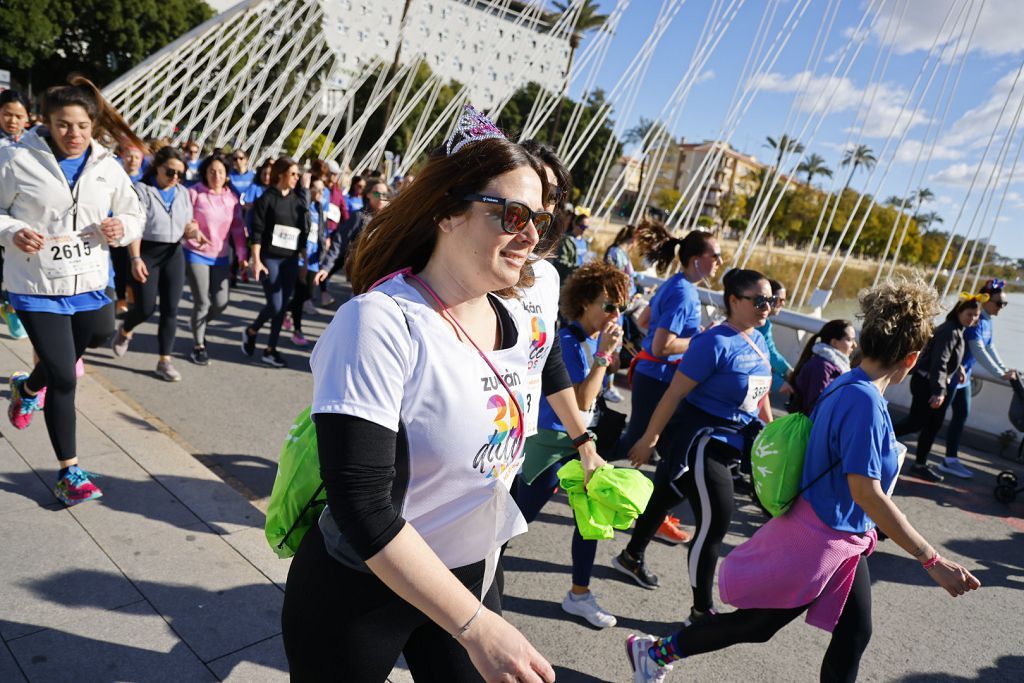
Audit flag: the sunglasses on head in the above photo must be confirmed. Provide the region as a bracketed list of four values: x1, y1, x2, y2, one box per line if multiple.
[736, 294, 779, 311]
[602, 302, 627, 314]
[161, 167, 186, 178]
[460, 193, 554, 237]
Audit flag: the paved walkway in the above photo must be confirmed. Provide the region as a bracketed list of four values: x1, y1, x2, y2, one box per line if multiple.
[1, 312, 1023, 681]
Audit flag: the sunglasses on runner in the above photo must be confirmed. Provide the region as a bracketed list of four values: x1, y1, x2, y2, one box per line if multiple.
[161, 167, 186, 179]
[372, 191, 392, 200]
[736, 294, 779, 311]
[602, 302, 627, 314]
[460, 193, 554, 237]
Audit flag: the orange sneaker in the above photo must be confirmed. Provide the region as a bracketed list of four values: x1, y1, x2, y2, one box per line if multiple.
[656, 516, 690, 544]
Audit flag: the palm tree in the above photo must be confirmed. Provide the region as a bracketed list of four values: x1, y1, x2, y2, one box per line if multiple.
[883, 195, 907, 207]
[764, 134, 805, 169]
[913, 187, 934, 206]
[550, 0, 610, 140]
[623, 117, 658, 198]
[838, 144, 877, 193]
[915, 211, 943, 229]
[796, 153, 832, 185]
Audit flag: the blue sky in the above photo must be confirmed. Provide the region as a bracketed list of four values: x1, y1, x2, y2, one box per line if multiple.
[567, 0, 1024, 260]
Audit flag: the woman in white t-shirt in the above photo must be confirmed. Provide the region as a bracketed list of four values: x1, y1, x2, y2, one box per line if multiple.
[282, 108, 557, 682]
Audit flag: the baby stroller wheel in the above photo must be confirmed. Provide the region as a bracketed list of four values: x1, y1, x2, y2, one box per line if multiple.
[994, 483, 1017, 504]
[997, 471, 1018, 487]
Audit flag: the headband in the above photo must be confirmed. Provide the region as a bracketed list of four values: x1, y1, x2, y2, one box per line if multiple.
[445, 104, 505, 156]
[959, 292, 990, 303]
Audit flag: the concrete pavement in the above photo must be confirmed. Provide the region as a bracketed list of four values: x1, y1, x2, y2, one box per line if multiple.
[0, 281, 1022, 681]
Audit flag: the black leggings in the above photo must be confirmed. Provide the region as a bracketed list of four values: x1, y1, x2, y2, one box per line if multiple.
[123, 241, 185, 356]
[110, 246, 131, 302]
[251, 255, 298, 349]
[671, 554, 873, 682]
[627, 433, 738, 612]
[894, 373, 952, 466]
[288, 271, 314, 335]
[18, 305, 113, 462]
[282, 524, 497, 682]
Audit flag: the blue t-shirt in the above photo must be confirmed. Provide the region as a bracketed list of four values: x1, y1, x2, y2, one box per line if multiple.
[185, 158, 201, 187]
[572, 235, 588, 266]
[636, 273, 702, 383]
[184, 249, 229, 267]
[678, 324, 771, 425]
[959, 310, 993, 386]
[157, 185, 177, 211]
[801, 368, 900, 534]
[128, 169, 144, 184]
[536, 325, 599, 433]
[345, 195, 364, 214]
[301, 200, 322, 271]
[242, 183, 266, 207]
[229, 170, 255, 197]
[57, 148, 90, 187]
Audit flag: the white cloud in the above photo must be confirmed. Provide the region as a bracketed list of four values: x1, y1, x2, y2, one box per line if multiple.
[941, 67, 1024, 148]
[894, 138, 963, 164]
[752, 71, 930, 138]
[930, 161, 995, 188]
[872, 0, 1024, 59]
[695, 69, 715, 85]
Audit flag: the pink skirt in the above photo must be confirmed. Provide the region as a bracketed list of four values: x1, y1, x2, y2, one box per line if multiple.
[718, 497, 877, 632]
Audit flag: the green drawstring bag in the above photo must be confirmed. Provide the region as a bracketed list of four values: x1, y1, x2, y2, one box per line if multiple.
[556, 461, 654, 540]
[750, 412, 813, 517]
[265, 406, 326, 558]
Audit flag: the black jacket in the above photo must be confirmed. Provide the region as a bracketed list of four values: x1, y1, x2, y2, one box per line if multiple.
[320, 208, 372, 274]
[250, 186, 309, 259]
[914, 319, 966, 395]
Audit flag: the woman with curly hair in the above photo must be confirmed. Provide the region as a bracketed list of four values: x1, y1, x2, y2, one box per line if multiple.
[515, 260, 629, 629]
[626, 279, 981, 683]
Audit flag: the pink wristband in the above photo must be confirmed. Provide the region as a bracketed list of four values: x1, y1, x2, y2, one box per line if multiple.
[922, 553, 941, 570]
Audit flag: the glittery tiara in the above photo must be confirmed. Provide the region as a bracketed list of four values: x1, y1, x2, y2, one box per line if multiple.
[445, 104, 506, 156]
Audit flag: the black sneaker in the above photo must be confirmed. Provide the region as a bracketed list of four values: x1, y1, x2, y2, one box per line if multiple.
[911, 464, 944, 483]
[190, 346, 209, 366]
[684, 606, 719, 627]
[612, 550, 659, 589]
[261, 349, 286, 368]
[241, 328, 256, 357]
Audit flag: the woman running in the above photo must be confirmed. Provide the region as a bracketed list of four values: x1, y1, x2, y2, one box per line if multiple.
[286, 178, 327, 347]
[943, 279, 1017, 479]
[516, 261, 628, 628]
[185, 153, 249, 365]
[894, 296, 981, 483]
[625, 279, 981, 683]
[613, 224, 722, 579]
[112, 146, 207, 380]
[313, 178, 391, 289]
[0, 90, 32, 339]
[282, 111, 556, 682]
[604, 224, 638, 297]
[756, 278, 793, 393]
[242, 157, 308, 368]
[0, 76, 144, 505]
[625, 268, 774, 623]
[787, 319, 857, 415]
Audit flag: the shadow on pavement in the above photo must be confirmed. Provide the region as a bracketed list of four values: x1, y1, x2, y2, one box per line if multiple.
[898, 654, 1024, 681]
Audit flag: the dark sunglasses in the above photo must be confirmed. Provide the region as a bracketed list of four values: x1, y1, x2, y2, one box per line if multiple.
[602, 302, 627, 314]
[736, 294, 779, 311]
[460, 193, 554, 237]
[372, 191, 392, 200]
[996, 300, 1009, 309]
[161, 167, 186, 178]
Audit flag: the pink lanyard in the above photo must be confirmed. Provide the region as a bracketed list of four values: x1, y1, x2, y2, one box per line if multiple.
[370, 268, 526, 461]
[723, 321, 770, 369]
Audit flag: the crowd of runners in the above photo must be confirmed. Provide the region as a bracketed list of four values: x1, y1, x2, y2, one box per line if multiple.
[0, 78, 996, 682]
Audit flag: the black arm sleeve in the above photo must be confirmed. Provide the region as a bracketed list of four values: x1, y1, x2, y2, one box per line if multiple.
[314, 413, 407, 560]
[541, 335, 573, 396]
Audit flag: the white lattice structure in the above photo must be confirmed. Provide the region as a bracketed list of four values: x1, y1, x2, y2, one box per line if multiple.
[104, 0, 570, 168]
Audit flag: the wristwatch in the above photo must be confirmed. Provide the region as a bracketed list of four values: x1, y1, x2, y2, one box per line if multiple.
[572, 430, 597, 450]
[593, 352, 612, 367]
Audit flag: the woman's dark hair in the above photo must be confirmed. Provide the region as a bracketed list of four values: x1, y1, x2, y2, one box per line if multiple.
[361, 177, 390, 203]
[348, 138, 548, 296]
[635, 221, 716, 275]
[0, 90, 31, 112]
[270, 156, 298, 186]
[309, 158, 329, 181]
[611, 225, 636, 248]
[348, 174, 364, 194]
[141, 146, 186, 186]
[519, 139, 570, 258]
[946, 298, 981, 323]
[255, 159, 274, 186]
[858, 278, 940, 367]
[199, 153, 230, 187]
[768, 278, 786, 295]
[979, 278, 1005, 296]
[42, 76, 145, 153]
[721, 268, 768, 316]
[789, 319, 853, 389]
[559, 261, 630, 321]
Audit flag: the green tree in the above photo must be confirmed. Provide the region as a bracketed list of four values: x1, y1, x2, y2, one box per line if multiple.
[654, 187, 682, 211]
[764, 134, 804, 168]
[284, 128, 334, 160]
[796, 153, 831, 185]
[839, 143, 877, 193]
[1, 0, 214, 91]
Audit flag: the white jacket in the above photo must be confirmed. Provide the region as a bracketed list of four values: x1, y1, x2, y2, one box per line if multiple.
[0, 130, 143, 296]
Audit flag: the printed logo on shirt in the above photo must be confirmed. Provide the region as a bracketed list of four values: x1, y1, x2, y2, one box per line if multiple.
[526, 316, 548, 372]
[474, 372, 526, 481]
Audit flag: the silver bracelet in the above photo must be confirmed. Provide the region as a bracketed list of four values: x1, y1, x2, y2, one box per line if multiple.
[455, 602, 484, 639]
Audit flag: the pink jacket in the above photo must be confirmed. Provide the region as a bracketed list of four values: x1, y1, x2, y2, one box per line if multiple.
[187, 184, 248, 262]
[718, 497, 877, 632]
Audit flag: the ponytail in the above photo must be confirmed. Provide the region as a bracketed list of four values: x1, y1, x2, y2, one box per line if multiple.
[43, 76, 146, 154]
[635, 220, 716, 275]
[788, 319, 853, 389]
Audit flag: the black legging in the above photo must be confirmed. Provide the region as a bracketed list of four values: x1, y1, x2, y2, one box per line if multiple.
[282, 523, 499, 682]
[250, 255, 298, 349]
[627, 433, 738, 612]
[123, 241, 185, 356]
[110, 246, 131, 303]
[670, 554, 873, 682]
[894, 373, 952, 466]
[18, 305, 112, 462]
[288, 270, 314, 335]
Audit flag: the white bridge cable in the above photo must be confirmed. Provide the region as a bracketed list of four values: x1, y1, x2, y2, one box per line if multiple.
[970, 116, 1024, 291]
[816, 0, 971, 296]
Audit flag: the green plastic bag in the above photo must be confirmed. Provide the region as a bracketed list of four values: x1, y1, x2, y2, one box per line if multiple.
[265, 406, 326, 558]
[750, 412, 813, 517]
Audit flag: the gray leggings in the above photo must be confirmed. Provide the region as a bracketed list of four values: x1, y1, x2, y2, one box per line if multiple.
[185, 261, 231, 347]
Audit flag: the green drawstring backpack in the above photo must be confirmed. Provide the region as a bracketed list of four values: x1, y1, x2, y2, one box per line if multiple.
[265, 406, 326, 558]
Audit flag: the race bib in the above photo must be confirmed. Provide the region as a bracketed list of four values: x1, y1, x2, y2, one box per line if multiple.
[326, 204, 342, 223]
[307, 220, 319, 243]
[739, 374, 772, 414]
[271, 224, 300, 251]
[40, 233, 104, 279]
[887, 442, 908, 497]
[523, 373, 542, 437]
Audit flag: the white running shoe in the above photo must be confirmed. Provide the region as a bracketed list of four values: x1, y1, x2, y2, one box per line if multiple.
[561, 590, 617, 628]
[303, 300, 318, 316]
[626, 634, 672, 683]
[937, 458, 973, 479]
[604, 385, 624, 403]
